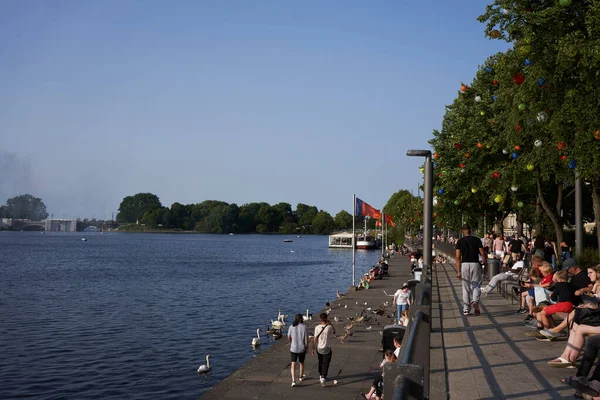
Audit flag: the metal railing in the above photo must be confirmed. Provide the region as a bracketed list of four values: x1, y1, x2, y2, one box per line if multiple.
[384, 252, 432, 400]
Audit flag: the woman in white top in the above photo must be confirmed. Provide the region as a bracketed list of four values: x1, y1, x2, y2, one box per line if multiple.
[393, 283, 411, 325]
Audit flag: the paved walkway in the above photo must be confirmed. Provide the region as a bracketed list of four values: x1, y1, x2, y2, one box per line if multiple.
[431, 256, 578, 400]
[201, 254, 415, 400]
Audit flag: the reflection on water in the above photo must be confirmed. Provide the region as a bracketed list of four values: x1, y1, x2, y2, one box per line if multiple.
[0, 232, 381, 399]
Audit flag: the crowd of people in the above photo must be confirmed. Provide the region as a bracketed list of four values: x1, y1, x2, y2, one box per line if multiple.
[454, 224, 600, 399]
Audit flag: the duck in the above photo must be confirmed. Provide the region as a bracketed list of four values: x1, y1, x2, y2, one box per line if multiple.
[251, 328, 261, 347]
[302, 309, 312, 322]
[336, 290, 344, 299]
[197, 355, 211, 374]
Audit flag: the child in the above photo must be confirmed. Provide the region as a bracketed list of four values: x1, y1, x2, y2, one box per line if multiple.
[517, 267, 541, 319]
[393, 283, 411, 325]
[364, 349, 396, 400]
[400, 310, 410, 327]
[524, 263, 554, 325]
[536, 270, 575, 330]
[393, 334, 402, 358]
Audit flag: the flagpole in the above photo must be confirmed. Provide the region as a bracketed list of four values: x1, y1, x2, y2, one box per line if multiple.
[352, 194, 356, 287]
[381, 215, 384, 256]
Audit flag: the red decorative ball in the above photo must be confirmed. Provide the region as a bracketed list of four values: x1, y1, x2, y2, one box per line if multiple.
[493, 171, 500, 179]
[459, 163, 466, 169]
[454, 143, 463, 149]
[516, 124, 522, 132]
[492, 80, 499, 86]
[512, 73, 525, 85]
[557, 141, 567, 151]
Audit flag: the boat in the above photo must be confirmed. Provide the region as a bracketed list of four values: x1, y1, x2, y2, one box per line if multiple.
[229, 233, 234, 236]
[328, 231, 354, 249]
[356, 233, 378, 250]
[81, 237, 87, 241]
[283, 239, 293, 243]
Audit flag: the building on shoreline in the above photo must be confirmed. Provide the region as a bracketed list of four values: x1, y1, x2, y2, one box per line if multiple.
[44, 219, 77, 232]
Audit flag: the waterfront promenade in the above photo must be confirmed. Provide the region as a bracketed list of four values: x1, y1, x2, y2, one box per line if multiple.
[431, 248, 576, 399]
[201, 254, 414, 400]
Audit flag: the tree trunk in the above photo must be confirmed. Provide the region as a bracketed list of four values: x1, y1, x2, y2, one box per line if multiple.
[592, 182, 600, 258]
[516, 212, 523, 236]
[534, 199, 543, 236]
[537, 179, 564, 246]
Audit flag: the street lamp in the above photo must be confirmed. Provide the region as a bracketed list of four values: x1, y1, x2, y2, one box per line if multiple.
[407, 150, 433, 271]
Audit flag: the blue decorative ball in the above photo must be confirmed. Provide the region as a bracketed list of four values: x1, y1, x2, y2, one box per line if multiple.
[433, 163, 438, 168]
[485, 66, 492, 73]
[524, 59, 532, 66]
[511, 151, 519, 159]
[492, 95, 497, 102]
[438, 188, 445, 195]
[537, 78, 546, 87]
[569, 160, 576, 169]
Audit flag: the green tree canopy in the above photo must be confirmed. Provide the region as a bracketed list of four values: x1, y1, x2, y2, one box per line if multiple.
[117, 193, 162, 223]
[334, 210, 352, 230]
[2, 194, 48, 220]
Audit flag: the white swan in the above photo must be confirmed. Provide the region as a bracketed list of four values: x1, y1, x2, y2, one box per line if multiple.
[252, 328, 261, 347]
[302, 309, 312, 322]
[271, 314, 285, 330]
[198, 355, 211, 374]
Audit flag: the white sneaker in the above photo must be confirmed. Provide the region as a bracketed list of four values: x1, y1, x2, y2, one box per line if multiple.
[320, 377, 326, 386]
[291, 381, 296, 387]
[299, 375, 304, 383]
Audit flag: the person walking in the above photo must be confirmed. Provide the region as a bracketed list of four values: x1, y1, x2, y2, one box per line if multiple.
[456, 224, 487, 316]
[312, 313, 335, 386]
[287, 314, 308, 387]
[393, 283, 411, 325]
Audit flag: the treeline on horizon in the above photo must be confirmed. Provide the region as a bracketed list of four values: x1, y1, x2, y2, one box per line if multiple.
[116, 192, 379, 234]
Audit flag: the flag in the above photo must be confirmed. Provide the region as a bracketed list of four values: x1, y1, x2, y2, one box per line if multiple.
[376, 220, 382, 227]
[385, 214, 396, 227]
[355, 197, 382, 219]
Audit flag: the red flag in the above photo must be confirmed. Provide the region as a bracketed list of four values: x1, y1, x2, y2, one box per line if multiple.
[385, 214, 396, 227]
[376, 220, 382, 227]
[355, 197, 382, 219]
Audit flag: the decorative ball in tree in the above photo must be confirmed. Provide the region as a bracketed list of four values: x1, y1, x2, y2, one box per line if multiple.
[494, 195, 503, 203]
[518, 103, 526, 111]
[438, 173, 443, 178]
[569, 160, 577, 169]
[512, 73, 525, 85]
[537, 111, 548, 122]
[480, 111, 486, 116]
[502, 8, 511, 15]
[594, 130, 600, 140]
[557, 141, 567, 151]
[454, 200, 460, 206]
[459, 163, 466, 169]
[492, 95, 497, 102]
[524, 59, 532, 66]
[537, 78, 547, 87]
[492, 80, 499, 86]
[477, 142, 484, 149]
[493, 171, 500, 179]
[471, 188, 478, 193]
[516, 124, 522, 132]
[511, 151, 519, 159]
[460, 168, 465, 173]
[475, 95, 482, 102]
[434, 163, 439, 167]
[419, 166, 424, 174]
[517, 201, 524, 208]
[454, 143, 463, 149]
[511, 185, 518, 192]
[502, 149, 509, 154]
[438, 188, 444, 195]
[517, 45, 531, 56]
[433, 152, 440, 159]
[465, 153, 471, 158]
[485, 66, 492, 73]
[514, 145, 521, 151]
[526, 164, 535, 171]
[486, 144, 491, 149]
[534, 140, 542, 147]
[559, 0, 572, 6]
[461, 85, 468, 92]
[561, 155, 567, 160]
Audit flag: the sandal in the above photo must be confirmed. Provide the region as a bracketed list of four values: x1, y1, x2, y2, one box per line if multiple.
[548, 357, 576, 368]
[562, 376, 600, 396]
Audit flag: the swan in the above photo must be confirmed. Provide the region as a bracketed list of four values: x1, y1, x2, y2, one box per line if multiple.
[271, 314, 285, 330]
[336, 290, 344, 299]
[302, 309, 312, 322]
[198, 355, 211, 374]
[252, 328, 261, 347]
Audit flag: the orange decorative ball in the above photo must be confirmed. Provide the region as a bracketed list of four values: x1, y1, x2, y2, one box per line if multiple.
[595, 130, 600, 140]
[433, 152, 440, 159]
[461, 85, 468, 92]
[464, 153, 470, 158]
[477, 142, 484, 149]
[514, 145, 521, 151]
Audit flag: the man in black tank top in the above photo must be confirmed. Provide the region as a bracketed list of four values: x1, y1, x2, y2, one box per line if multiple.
[455, 224, 487, 316]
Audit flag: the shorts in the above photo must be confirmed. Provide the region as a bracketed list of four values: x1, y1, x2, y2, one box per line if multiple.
[528, 289, 535, 298]
[290, 351, 306, 363]
[544, 302, 574, 315]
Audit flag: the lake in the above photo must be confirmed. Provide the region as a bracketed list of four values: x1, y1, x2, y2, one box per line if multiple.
[0, 232, 382, 399]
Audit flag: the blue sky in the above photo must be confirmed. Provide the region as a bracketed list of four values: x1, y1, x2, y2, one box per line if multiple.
[0, 0, 509, 219]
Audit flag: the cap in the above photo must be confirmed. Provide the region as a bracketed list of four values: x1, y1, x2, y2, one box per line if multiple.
[461, 224, 471, 231]
[402, 282, 409, 288]
[562, 258, 578, 270]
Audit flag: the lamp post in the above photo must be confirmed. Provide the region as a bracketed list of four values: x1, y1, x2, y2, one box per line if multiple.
[575, 173, 583, 258]
[407, 150, 433, 270]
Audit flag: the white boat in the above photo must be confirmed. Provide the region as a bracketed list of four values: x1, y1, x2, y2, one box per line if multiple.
[328, 231, 354, 249]
[284, 239, 293, 243]
[356, 234, 377, 250]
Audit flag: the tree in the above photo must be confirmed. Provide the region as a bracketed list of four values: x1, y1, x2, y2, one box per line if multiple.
[312, 211, 335, 234]
[117, 193, 162, 223]
[334, 210, 352, 230]
[4, 194, 48, 220]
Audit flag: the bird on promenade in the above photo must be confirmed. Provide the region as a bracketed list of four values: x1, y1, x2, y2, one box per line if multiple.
[383, 290, 394, 297]
[344, 304, 348, 308]
[325, 300, 330, 307]
[302, 309, 312, 321]
[252, 329, 261, 348]
[344, 323, 354, 331]
[365, 326, 372, 331]
[198, 355, 211, 374]
[337, 290, 345, 299]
